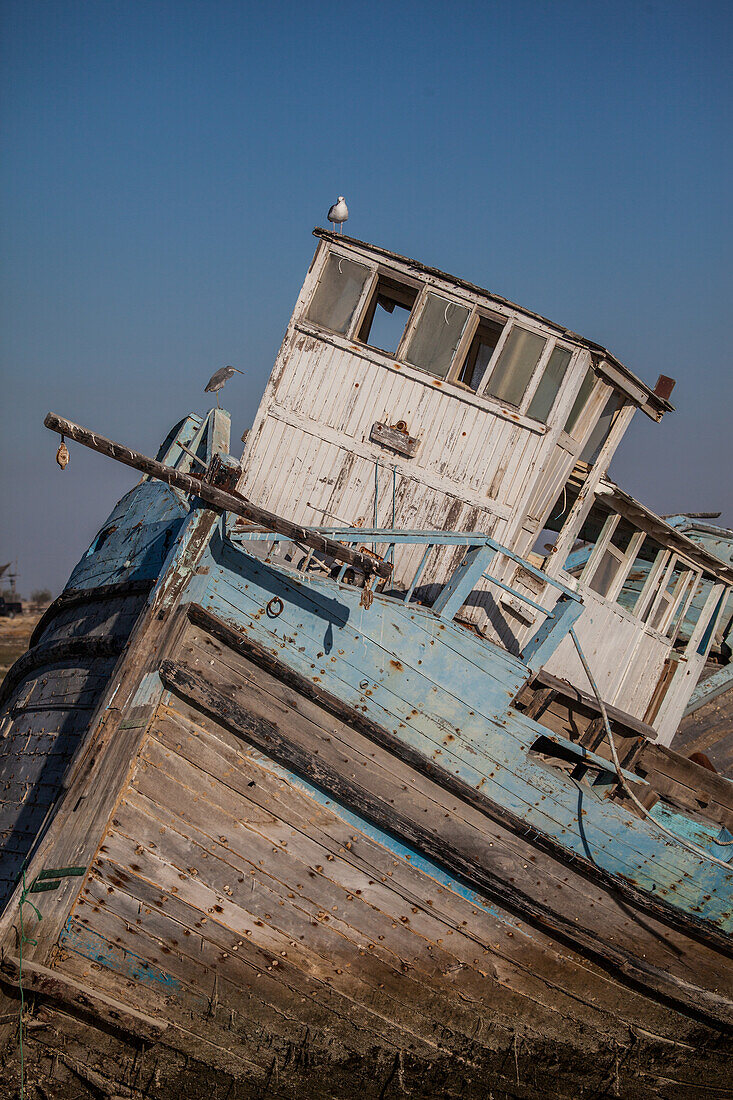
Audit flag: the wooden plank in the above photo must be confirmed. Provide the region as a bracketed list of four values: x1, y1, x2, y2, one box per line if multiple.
[156, 657, 733, 1026]
[180, 605, 730, 923]
[78, 848, 442, 1058]
[369, 421, 419, 457]
[639, 743, 733, 830]
[528, 667, 659, 740]
[523, 686, 555, 721]
[148, 706, 712, 1041]
[123, 749, 614, 1040]
[0, 954, 167, 1041]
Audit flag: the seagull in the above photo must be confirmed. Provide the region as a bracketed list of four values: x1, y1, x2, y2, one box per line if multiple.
[204, 365, 243, 407]
[327, 196, 349, 233]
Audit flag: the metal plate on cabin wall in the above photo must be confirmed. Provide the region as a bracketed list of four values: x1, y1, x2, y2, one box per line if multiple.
[370, 421, 419, 458]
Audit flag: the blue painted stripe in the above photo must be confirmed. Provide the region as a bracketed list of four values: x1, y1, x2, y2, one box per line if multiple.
[59, 917, 183, 993]
[194, 540, 733, 929]
[202, 563, 712, 903]
[243, 747, 530, 937]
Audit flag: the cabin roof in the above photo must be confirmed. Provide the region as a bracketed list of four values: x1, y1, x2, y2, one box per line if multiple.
[314, 228, 674, 421]
[596, 478, 733, 584]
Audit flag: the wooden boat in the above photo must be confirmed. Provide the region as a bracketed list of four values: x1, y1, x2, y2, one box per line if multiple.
[0, 230, 731, 1099]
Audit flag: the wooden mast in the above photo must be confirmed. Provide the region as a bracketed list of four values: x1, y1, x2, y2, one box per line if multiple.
[44, 413, 392, 580]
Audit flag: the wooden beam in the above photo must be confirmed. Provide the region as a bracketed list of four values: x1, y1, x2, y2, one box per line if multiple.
[44, 413, 392, 580]
[523, 686, 555, 721]
[0, 955, 167, 1042]
[530, 668, 658, 741]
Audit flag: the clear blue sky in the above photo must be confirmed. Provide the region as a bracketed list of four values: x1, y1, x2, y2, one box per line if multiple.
[2, 0, 731, 596]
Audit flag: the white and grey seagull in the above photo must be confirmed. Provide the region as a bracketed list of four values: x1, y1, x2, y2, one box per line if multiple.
[327, 196, 349, 233]
[204, 365, 243, 407]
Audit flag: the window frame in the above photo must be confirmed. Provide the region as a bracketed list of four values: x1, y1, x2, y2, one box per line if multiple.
[524, 342, 576, 424]
[579, 513, 645, 600]
[304, 250, 373, 337]
[353, 266, 423, 356]
[472, 320, 550, 409]
[455, 313, 507, 392]
[644, 557, 698, 636]
[303, 248, 584, 426]
[399, 285, 473, 379]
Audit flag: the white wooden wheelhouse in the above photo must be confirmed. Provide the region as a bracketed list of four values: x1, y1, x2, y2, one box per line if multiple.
[239, 230, 733, 743]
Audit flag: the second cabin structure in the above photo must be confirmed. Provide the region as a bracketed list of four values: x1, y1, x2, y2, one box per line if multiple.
[240, 230, 733, 744]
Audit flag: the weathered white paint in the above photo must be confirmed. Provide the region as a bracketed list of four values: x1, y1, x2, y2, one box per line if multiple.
[236, 232, 727, 739]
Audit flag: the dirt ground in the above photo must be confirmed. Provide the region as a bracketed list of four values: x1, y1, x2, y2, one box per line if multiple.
[0, 611, 43, 682]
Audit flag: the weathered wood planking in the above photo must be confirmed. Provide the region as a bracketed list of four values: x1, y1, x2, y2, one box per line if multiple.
[54, 689, 733, 1097]
[4, 590, 731, 1098]
[146, 703, 718, 1036]
[0, 411, 232, 962]
[195, 548, 733, 923]
[0, 475, 193, 912]
[152, 620, 732, 996]
[675, 679, 733, 779]
[235, 234, 696, 724]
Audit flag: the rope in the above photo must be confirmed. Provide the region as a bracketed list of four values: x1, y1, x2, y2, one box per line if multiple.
[386, 467, 397, 565]
[17, 869, 42, 1099]
[373, 461, 379, 554]
[392, 467, 396, 530]
[569, 628, 733, 868]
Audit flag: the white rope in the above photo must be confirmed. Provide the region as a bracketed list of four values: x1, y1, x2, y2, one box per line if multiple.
[568, 627, 733, 869]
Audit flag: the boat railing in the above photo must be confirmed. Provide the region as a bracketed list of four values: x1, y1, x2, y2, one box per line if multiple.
[231, 524, 584, 670]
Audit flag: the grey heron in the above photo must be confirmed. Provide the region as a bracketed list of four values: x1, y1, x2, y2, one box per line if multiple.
[204, 365, 243, 407]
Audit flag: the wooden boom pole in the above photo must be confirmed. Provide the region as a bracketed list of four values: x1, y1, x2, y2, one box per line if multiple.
[44, 412, 392, 580]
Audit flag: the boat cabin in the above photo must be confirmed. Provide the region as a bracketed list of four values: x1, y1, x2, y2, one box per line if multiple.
[239, 230, 733, 744]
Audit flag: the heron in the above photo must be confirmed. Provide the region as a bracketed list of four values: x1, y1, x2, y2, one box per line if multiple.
[327, 196, 349, 233]
[204, 365, 243, 407]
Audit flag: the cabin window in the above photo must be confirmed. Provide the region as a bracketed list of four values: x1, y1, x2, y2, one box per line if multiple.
[457, 317, 505, 391]
[357, 275, 418, 353]
[667, 570, 701, 641]
[580, 391, 625, 464]
[484, 325, 546, 406]
[586, 516, 640, 598]
[696, 587, 726, 655]
[563, 367, 596, 436]
[646, 559, 696, 634]
[614, 539, 658, 616]
[527, 345, 573, 422]
[404, 292, 470, 379]
[306, 253, 370, 335]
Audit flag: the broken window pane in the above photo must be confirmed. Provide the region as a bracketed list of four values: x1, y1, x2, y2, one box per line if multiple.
[527, 346, 572, 423]
[306, 253, 370, 335]
[485, 326, 546, 406]
[457, 318, 505, 391]
[580, 391, 624, 464]
[404, 292, 469, 379]
[357, 275, 418, 354]
[589, 547, 621, 597]
[618, 539, 666, 617]
[588, 519, 635, 597]
[648, 564, 694, 634]
[564, 367, 596, 436]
